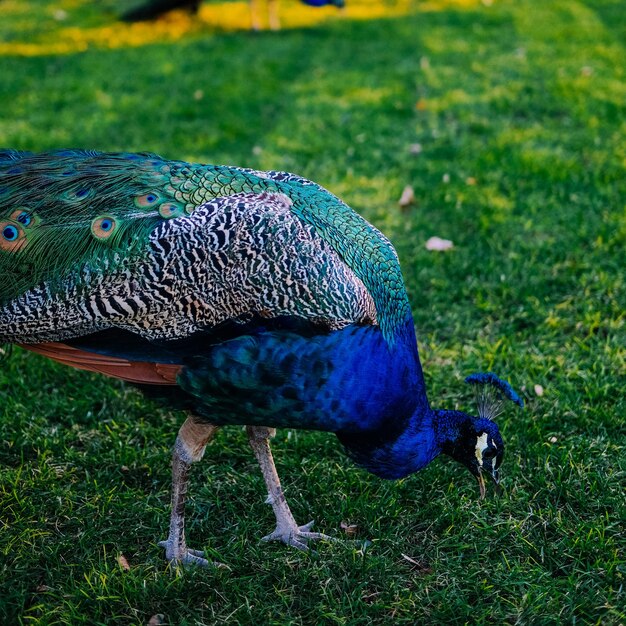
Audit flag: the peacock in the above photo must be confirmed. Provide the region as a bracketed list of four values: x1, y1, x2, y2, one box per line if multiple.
[121, 0, 202, 22]
[0, 150, 523, 566]
[121, 0, 345, 31]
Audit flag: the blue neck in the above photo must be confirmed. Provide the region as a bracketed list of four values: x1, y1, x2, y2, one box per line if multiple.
[338, 407, 438, 478]
[333, 316, 429, 429]
[433, 409, 472, 450]
[339, 407, 483, 480]
[334, 316, 444, 478]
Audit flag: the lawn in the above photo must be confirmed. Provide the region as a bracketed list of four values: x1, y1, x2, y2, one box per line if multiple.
[0, 0, 624, 624]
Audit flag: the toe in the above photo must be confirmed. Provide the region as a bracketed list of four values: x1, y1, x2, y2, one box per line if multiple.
[298, 531, 335, 542]
[288, 538, 310, 552]
[159, 539, 224, 569]
[180, 552, 210, 567]
[187, 548, 205, 557]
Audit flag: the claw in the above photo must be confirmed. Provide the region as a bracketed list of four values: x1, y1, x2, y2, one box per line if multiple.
[158, 540, 229, 569]
[260, 521, 350, 552]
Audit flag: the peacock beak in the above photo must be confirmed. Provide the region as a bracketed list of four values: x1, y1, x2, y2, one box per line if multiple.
[477, 467, 502, 499]
[477, 470, 486, 499]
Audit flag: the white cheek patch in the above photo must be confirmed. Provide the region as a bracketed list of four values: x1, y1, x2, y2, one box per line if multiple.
[475, 432, 489, 465]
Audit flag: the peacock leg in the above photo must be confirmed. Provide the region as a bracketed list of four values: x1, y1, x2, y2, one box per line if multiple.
[250, 0, 261, 30]
[268, 0, 280, 31]
[246, 426, 335, 551]
[158, 416, 220, 567]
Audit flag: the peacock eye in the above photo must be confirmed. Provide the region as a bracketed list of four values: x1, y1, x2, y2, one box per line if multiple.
[0, 220, 27, 251]
[135, 192, 161, 208]
[158, 202, 184, 219]
[2, 224, 18, 241]
[9, 209, 37, 228]
[91, 215, 117, 240]
[16, 212, 31, 226]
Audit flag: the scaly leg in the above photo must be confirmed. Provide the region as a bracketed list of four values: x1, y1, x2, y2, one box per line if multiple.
[268, 0, 280, 31]
[159, 416, 220, 567]
[250, 0, 261, 31]
[247, 426, 334, 551]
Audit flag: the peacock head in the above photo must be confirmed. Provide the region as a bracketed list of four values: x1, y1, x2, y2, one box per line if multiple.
[437, 372, 523, 498]
[439, 412, 505, 498]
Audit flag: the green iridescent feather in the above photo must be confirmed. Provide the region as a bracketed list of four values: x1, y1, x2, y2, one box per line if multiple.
[0, 150, 411, 342]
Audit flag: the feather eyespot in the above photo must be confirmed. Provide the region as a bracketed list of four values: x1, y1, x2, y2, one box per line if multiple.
[135, 192, 161, 208]
[62, 188, 92, 202]
[10, 210, 38, 228]
[0, 220, 27, 252]
[3, 224, 18, 241]
[91, 216, 117, 240]
[158, 202, 184, 219]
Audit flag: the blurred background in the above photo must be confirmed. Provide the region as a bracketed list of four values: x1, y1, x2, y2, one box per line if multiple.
[0, 1, 624, 624]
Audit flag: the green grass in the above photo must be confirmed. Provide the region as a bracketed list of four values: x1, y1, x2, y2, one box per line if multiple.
[1, 0, 625, 623]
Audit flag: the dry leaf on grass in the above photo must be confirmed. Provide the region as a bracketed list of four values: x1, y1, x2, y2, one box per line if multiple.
[401, 553, 433, 575]
[117, 554, 130, 571]
[340, 521, 359, 537]
[425, 236, 454, 251]
[361, 590, 382, 604]
[398, 185, 415, 208]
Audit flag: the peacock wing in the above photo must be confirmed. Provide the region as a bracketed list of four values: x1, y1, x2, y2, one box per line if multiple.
[242, 170, 413, 344]
[2, 189, 377, 344]
[1, 151, 408, 347]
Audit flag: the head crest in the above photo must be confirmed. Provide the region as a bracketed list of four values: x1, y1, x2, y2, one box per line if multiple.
[465, 372, 524, 420]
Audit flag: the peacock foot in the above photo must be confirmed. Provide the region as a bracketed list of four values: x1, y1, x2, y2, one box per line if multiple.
[261, 520, 339, 551]
[158, 539, 228, 569]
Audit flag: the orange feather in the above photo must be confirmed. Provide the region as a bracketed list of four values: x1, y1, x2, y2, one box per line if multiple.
[20, 342, 181, 385]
